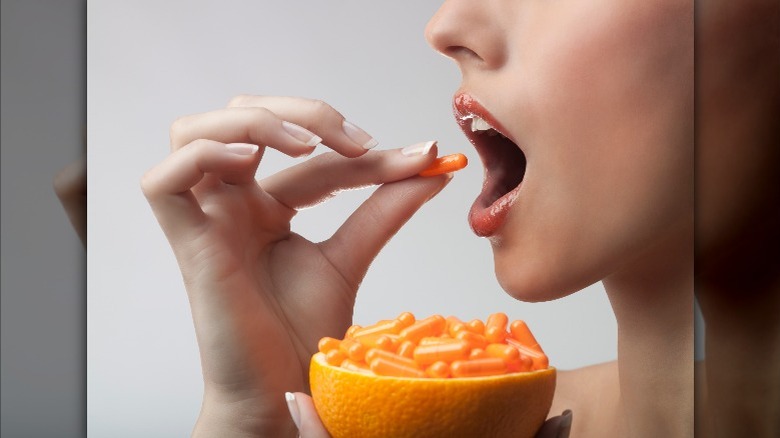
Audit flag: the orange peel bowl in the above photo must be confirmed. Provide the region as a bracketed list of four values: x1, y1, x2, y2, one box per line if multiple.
[309, 313, 556, 438]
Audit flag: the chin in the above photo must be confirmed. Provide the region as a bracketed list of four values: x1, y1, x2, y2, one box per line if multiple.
[492, 248, 595, 303]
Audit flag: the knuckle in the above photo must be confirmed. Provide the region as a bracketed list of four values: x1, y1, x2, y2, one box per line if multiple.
[187, 138, 217, 152]
[139, 170, 158, 198]
[227, 94, 251, 107]
[309, 99, 338, 119]
[169, 116, 190, 143]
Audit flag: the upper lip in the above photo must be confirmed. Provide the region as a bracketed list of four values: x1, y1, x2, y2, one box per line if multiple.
[452, 90, 529, 236]
[452, 93, 519, 149]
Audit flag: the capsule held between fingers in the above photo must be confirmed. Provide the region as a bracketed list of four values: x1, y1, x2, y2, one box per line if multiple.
[419, 153, 468, 177]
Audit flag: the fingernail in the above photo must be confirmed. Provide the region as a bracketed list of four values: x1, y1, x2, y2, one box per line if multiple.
[225, 143, 259, 155]
[401, 140, 436, 156]
[282, 121, 322, 147]
[342, 120, 378, 150]
[558, 410, 573, 438]
[284, 392, 301, 431]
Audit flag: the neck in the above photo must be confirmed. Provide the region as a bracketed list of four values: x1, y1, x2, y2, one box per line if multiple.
[603, 224, 694, 437]
[696, 250, 780, 437]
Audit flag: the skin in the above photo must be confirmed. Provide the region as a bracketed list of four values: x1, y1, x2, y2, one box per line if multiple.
[54, 157, 87, 246]
[696, 0, 780, 436]
[144, 0, 694, 436]
[142, 97, 452, 437]
[426, 0, 693, 436]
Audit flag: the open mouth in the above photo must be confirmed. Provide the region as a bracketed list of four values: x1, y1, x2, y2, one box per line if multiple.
[453, 94, 527, 237]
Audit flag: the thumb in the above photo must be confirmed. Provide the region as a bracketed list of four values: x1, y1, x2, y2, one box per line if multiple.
[285, 392, 331, 438]
[534, 410, 573, 438]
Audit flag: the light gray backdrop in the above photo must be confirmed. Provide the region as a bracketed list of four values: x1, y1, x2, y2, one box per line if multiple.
[88, 1, 618, 436]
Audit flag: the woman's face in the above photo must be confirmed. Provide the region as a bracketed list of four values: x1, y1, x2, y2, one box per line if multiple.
[426, 0, 693, 301]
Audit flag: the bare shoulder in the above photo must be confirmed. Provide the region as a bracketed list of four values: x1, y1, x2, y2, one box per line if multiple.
[548, 361, 622, 437]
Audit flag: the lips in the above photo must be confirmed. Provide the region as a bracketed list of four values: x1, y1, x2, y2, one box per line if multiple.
[453, 94, 527, 237]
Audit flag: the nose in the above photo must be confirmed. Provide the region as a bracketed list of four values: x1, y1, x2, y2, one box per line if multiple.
[425, 0, 506, 70]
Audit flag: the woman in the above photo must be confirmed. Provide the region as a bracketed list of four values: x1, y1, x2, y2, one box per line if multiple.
[142, 0, 693, 436]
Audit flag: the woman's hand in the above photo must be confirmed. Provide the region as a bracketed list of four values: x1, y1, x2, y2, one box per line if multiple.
[141, 96, 450, 437]
[287, 392, 572, 438]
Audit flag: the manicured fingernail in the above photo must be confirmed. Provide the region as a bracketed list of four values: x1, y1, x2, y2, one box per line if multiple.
[284, 392, 301, 431]
[225, 143, 259, 155]
[342, 120, 378, 150]
[282, 121, 322, 147]
[401, 140, 436, 156]
[558, 410, 573, 438]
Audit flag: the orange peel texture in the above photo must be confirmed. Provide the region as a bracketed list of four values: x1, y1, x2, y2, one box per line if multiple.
[309, 312, 556, 438]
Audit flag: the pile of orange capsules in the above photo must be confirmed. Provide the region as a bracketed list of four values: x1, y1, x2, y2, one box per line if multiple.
[317, 312, 549, 379]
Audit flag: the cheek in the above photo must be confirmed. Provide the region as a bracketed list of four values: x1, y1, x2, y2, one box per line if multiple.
[492, 1, 693, 300]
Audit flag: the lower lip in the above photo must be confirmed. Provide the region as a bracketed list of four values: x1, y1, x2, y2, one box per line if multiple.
[468, 185, 521, 237]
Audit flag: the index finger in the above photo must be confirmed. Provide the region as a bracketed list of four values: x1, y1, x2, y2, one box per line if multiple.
[228, 95, 379, 157]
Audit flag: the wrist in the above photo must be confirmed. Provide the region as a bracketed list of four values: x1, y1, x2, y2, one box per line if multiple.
[193, 390, 298, 438]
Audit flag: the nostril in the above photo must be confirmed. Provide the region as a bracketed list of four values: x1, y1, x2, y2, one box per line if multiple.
[443, 46, 484, 63]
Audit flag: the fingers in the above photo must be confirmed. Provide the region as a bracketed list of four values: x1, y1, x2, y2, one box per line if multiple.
[170, 107, 321, 157]
[53, 158, 87, 246]
[287, 392, 332, 438]
[228, 95, 378, 157]
[320, 172, 453, 287]
[534, 410, 573, 438]
[260, 141, 439, 210]
[141, 140, 261, 240]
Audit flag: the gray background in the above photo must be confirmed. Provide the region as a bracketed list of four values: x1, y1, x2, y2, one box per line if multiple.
[1, 0, 85, 437]
[0, 1, 706, 436]
[87, 1, 616, 437]
[86, 1, 617, 436]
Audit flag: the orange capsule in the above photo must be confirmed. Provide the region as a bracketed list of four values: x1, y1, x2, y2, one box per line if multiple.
[469, 348, 489, 360]
[370, 357, 426, 378]
[381, 334, 401, 351]
[449, 322, 468, 338]
[345, 325, 361, 339]
[325, 349, 347, 366]
[451, 357, 508, 378]
[455, 330, 489, 350]
[510, 320, 544, 354]
[466, 319, 486, 335]
[419, 153, 469, 177]
[365, 348, 420, 369]
[413, 340, 470, 366]
[419, 337, 461, 346]
[425, 361, 451, 379]
[485, 327, 507, 344]
[340, 359, 372, 374]
[505, 338, 549, 370]
[318, 337, 341, 353]
[397, 340, 416, 359]
[353, 319, 404, 338]
[339, 339, 368, 362]
[485, 343, 520, 362]
[485, 313, 509, 343]
[506, 355, 533, 373]
[399, 315, 446, 343]
[355, 333, 383, 350]
[396, 312, 416, 328]
[445, 316, 466, 337]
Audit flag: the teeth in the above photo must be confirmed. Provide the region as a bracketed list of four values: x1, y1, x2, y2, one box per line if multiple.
[470, 116, 493, 132]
